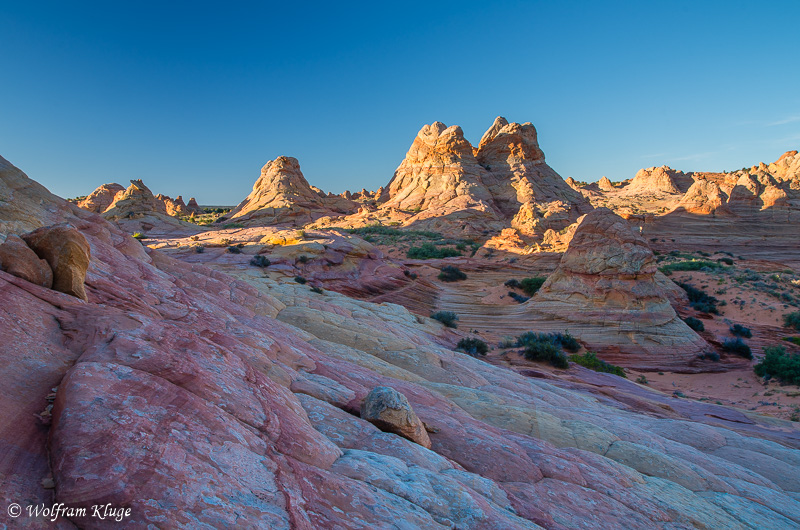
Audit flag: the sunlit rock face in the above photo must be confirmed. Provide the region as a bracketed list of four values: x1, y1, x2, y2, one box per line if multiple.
[228, 156, 358, 224]
[529, 208, 710, 369]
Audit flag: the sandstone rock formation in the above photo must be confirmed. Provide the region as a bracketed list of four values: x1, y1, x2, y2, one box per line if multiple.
[672, 178, 732, 216]
[0, 234, 53, 288]
[99, 179, 188, 233]
[598, 176, 615, 191]
[378, 121, 505, 233]
[185, 197, 203, 215]
[529, 208, 710, 369]
[228, 156, 358, 224]
[157, 194, 189, 216]
[377, 117, 591, 237]
[22, 224, 91, 301]
[76, 183, 125, 213]
[623, 166, 692, 195]
[2, 155, 800, 528]
[361, 386, 432, 448]
[477, 117, 592, 235]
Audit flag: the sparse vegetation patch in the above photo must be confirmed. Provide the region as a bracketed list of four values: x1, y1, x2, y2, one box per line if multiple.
[722, 338, 753, 359]
[431, 311, 458, 328]
[570, 352, 626, 377]
[754, 346, 800, 385]
[438, 265, 467, 282]
[456, 338, 488, 356]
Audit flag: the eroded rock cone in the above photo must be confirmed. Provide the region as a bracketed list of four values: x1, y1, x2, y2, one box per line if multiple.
[22, 224, 91, 301]
[360, 386, 431, 448]
[76, 183, 126, 213]
[0, 234, 53, 288]
[531, 208, 709, 370]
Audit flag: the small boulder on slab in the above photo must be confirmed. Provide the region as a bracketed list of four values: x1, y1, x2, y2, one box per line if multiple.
[0, 234, 53, 288]
[361, 386, 431, 449]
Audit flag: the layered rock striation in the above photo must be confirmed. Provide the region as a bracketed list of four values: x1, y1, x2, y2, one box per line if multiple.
[528, 208, 710, 369]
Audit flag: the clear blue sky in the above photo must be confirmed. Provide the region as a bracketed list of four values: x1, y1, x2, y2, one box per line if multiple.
[2, 1, 799, 204]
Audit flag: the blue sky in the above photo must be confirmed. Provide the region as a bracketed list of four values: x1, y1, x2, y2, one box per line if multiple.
[2, 1, 799, 204]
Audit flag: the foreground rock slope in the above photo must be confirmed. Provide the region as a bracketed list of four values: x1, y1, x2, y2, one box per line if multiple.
[1, 155, 799, 528]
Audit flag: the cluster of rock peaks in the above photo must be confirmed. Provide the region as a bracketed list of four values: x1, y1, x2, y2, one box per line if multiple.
[76, 179, 202, 220]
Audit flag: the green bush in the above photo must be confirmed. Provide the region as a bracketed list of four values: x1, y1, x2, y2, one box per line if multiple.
[683, 316, 705, 332]
[570, 352, 626, 377]
[250, 255, 271, 268]
[431, 311, 458, 328]
[784, 337, 800, 346]
[699, 351, 720, 362]
[297, 255, 309, 264]
[729, 324, 752, 338]
[194, 245, 205, 253]
[519, 277, 547, 296]
[310, 286, 324, 294]
[722, 338, 752, 359]
[659, 260, 726, 276]
[227, 245, 242, 254]
[508, 292, 529, 303]
[676, 282, 719, 314]
[456, 338, 489, 356]
[438, 265, 467, 282]
[132, 232, 146, 240]
[754, 346, 800, 385]
[717, 257, 734, 266]
[515, 332, 569, 369]
[553, 331, 580, 353]
[784, 311, 800, 331]
[504, 279, 521, 289]
[407, 243, 462, 260]
[294, 276, 307, 284]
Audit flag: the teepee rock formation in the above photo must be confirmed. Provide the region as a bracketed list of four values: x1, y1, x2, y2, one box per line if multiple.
[77, 183, 126, 213]
[477, 116, 592, 234]
[623, 166, 693, 195]
[379, 121, 504, 232]
[529, 208, 711, 370]
[228, 156, 357, 224]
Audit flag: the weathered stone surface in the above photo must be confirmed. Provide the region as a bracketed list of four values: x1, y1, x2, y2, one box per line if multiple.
[361, 386, 432, 448]
[622, 166, 693, 196]
[22, 224, 90, 300]
[3, 153, 800, 529]
[0, 234, 53, 288]
[76, 183, 125, 213]
[528, 208, 710, 369]
[228, 156, 358, 224]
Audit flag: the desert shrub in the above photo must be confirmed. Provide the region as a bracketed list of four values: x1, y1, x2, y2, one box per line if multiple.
[683, 316, 705, 332]
[132, 232, 146, 240]
[431, 311, 458, 328]
[722, 338, 752, 359]
[553, 331, 580, 353]
[403, 270, 418, 279]
[504, 279, 522, 289]
[294, 276, 307, 284]
[297, 255, 309, 263]
[194, 245, 205, 253]
[515, 332, 569, 369]
[729, 324, 752, 338]
[717, 257, 734, 266]
[570, 352, 626, 377]
[509, 292, 530, 303]
[498, 336, 516, 348]
[407, 243, 462, 260]
[636, 375, 648, 385]
[227, 245, 242, 254]
[250, 255, 271, 268]
[438, 265, 467, 282]
[659, 260, 726, 276]
[310, 286, 324, 294]
[754, 346, 800, 385]
[784, 337, 800, 346]
[676, 282, 719, 314]
[519, 277, 547, 296]
[456, 338, 489, 356]
[699, 351, 720, 362]
[784, 311, 800, 331]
